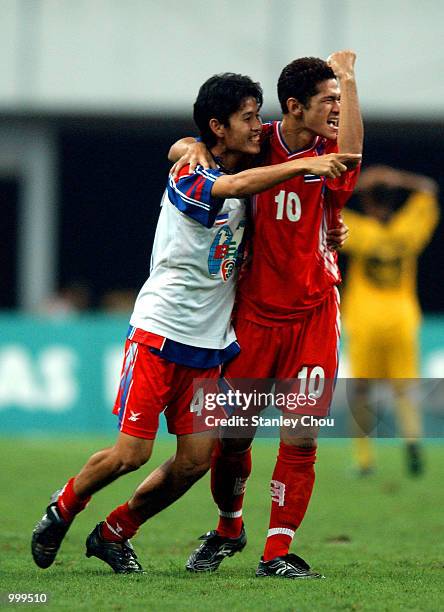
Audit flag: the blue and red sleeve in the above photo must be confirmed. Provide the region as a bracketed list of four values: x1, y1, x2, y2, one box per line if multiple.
[167, 164, 225, 228]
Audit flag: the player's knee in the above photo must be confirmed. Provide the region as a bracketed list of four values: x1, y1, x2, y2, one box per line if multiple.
[191, 459, 211, 480]
[120, 458, 145, 473]
[114, 448, 151, 474]
[174, 456, 211, 482]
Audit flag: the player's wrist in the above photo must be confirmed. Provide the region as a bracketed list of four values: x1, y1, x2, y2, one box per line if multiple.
[337, 73, 356, 84]
[291, 159, 310, 175]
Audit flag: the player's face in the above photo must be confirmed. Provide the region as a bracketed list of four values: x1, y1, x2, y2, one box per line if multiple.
[223, 97, 262, 155]
[302, 79, 341, 140]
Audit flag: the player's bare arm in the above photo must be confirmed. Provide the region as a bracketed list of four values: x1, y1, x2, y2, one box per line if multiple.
[211, 153, 361, 198]
[169, 138, 216, 175]
[327, 50, 363, 155]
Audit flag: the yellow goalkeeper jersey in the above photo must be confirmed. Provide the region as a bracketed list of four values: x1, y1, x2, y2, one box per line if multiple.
[342, 191, 439, 328]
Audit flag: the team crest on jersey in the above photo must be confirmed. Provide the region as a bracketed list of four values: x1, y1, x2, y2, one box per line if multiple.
[208, 219, 245, 282]
[221, 259, 235, 281]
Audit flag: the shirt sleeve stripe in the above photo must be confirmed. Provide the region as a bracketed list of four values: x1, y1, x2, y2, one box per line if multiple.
[168, 175, 211, 210]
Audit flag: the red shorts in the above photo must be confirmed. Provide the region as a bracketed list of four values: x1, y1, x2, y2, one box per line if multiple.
[112, 340, 220, 439]
[224, 288, 341, 416]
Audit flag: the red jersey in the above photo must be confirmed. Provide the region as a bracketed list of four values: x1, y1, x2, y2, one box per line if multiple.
[236, 121, 360, 325]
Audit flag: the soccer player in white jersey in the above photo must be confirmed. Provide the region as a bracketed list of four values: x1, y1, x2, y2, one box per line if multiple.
[31, 73, 359, 574]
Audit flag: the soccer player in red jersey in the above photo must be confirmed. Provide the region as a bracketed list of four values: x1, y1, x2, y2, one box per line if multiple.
[172, 51, 363, 578]
[31, 72, 358, 575]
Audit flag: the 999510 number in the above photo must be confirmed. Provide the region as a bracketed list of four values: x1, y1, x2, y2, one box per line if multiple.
[6, 593, 48, 604]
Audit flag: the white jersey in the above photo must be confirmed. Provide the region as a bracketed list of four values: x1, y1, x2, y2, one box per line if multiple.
[130, 164, 246, 349]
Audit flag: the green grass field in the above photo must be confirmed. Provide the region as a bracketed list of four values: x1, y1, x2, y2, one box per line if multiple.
[0, 438, 443, 611]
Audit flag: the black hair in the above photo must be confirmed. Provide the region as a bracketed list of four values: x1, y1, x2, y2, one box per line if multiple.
[277, 57, 336, 113]
[193, 73, 263, 147]
[369, 184, 410, 211]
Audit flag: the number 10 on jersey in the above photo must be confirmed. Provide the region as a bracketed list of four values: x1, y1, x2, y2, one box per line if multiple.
[274, 190, 301, 222]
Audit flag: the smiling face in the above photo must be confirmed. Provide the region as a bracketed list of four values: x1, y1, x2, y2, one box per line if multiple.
[217, 97, 262, 156]
[301, 79, 341, 140]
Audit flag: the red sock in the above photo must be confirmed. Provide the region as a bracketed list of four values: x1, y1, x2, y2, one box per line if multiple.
[57, 477, 91, 523]
[211, 441, 252, 538]
[263, 443, 316, 562]
[101, 502, 146, 542]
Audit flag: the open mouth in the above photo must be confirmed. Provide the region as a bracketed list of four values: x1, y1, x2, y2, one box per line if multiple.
[327, 117, 339, 129]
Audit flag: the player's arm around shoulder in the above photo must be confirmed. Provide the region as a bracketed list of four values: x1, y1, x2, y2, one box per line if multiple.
[169, 139, 217, 177]
[169, 123, 273, 178]
[210, 163, 308, 199]
[211, 154, 361, 199]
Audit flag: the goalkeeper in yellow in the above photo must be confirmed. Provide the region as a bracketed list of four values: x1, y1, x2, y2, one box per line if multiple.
[341, 165, 439, 475]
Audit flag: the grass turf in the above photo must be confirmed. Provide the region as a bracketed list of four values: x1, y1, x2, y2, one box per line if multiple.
[0, 437, 443, 611]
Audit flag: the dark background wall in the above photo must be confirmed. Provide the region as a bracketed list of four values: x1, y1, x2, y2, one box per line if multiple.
[2, 117, 443, 311]
[59, 117, 443, 312]
[0, 179, 19, 309]
[339, 120, 443, 312]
